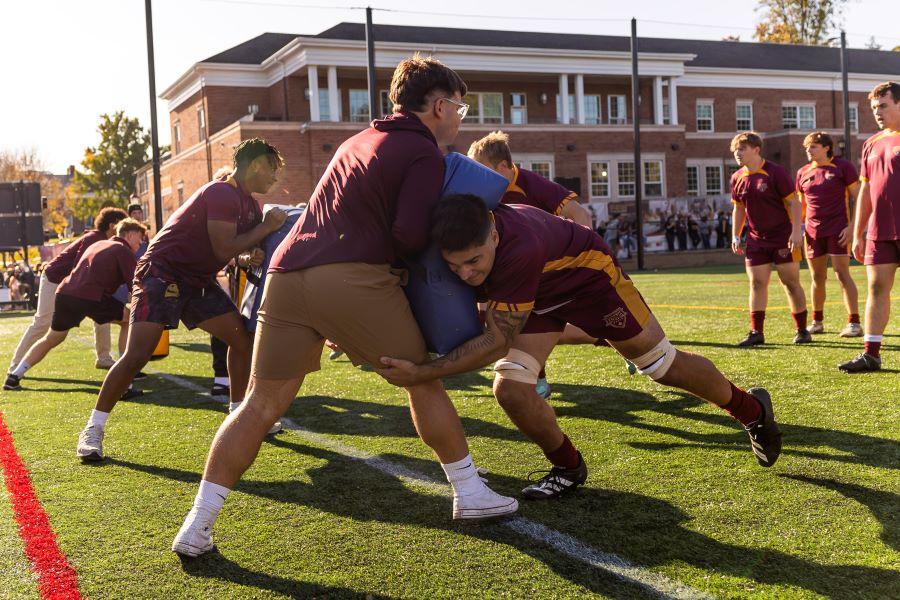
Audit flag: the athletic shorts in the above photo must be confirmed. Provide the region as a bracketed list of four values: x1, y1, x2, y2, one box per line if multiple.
[805, 232, 848, 259]
[252, 263, 428, 380]
[864, 239, 900, 265]
[130, 266, 235, 330]
[519, 266, 652, 343]
[745, 240, 801, 267]
[51, 293, 124, 332]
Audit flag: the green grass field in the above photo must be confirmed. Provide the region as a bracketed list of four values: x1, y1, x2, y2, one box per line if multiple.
[0, 264, 897, 599]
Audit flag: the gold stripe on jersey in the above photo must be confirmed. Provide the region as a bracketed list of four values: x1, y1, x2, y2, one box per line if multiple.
[488, 300, 535, 312]
[554, 192, 578, 216]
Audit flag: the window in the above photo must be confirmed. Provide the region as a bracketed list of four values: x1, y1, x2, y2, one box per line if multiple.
[736, 102, 753, 131]
[696, 101, 714, 131]
[584, 95, 601, 124]
[463, 92, 503, 124]
[663, 101, 670, 125]
[704, 165, 722, 194]
[349, 90, 371, 123]
[555, 94, 575, 124]
[380, 90, 392, 118]
[197, 107, 206, 141]
[173, 121, 181, 154]
[608, 95, 627, 124]
[137, 172, 148, 195]
[848, 104, 859, 133]
[309, 89, 342, 121]
[726, 163, 741, 181]
[590, 161, 610, 198]
[617, 162, 636, 197]
[530, 161, 552, 179]
[782, 103, 816, 129]
[644, 161, 663, 197]
[510, 93, 527, 124]
[177, 182, 184, 205]
[513, 156, 555, 179]
[686, 165, 699, 196]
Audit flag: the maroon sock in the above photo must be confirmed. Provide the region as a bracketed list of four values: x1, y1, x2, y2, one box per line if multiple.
[813, 310, 824, 322]
[538, 367, 547, 379]
[849, 313, 860, 324]
[723, 383, 762, 428]
[750, 311, 766, 333]
[865, 341, 881, 358]
[544, 435, 580, 470]
[792, 310, 808, 331]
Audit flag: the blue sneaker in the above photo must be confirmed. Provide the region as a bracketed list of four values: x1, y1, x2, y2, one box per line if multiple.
[535, 377, 551, 400]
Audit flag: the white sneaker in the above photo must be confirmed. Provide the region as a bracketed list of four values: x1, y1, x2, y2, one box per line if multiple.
[452, 485, 519, 520]
[172, 507, 215, 557]
[95, 357, 116, 369]
[839, 322, 863, 338]
[229, 402, 282, 435]
[809, 320, 825, 334]
[76, 425, 105, 461]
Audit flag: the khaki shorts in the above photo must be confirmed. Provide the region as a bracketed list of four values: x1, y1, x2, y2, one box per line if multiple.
[252, 263, 428, 380]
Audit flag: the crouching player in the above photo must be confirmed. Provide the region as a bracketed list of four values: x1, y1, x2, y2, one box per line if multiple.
[378, 196, 782, 499]
[4, 219, 147, 391]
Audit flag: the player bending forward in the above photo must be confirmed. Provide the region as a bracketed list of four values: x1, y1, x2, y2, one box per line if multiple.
[378, 196, 783, 499]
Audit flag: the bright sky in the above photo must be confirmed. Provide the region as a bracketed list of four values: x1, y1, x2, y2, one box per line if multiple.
[1, 0, 897, 173]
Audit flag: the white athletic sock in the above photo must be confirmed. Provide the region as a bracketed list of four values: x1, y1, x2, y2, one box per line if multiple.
[195, 480, 230, 515]
[228, 401, 241, 412]
[863, 334, 883, 343]
[214, 377, 230, 386]
[11, 361, 30, 378]
[441, 454, 484, 497]
[87, 409, 110, 429]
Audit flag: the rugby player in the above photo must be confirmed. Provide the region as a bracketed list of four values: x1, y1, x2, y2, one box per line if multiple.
[172, 57, 517, 559]
[378, 195, 782, 499]
[4, 219, 146, 390]
[75, 139, 288, 461]
[730, 132, 811, 346]
[5, 207, 128, 380]
[796, 132, 861, 336]
[840, 81, 900, 372]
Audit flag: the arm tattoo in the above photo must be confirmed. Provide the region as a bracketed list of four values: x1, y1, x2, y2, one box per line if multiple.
[427, 309, 530, 372]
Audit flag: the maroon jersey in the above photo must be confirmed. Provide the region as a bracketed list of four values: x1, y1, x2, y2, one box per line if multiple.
[43, 230, 106, 285]
[270, 112, 443, 273]
[731, 160, 796, 247]
[137, 175, 261, 288]
[480, 204, 625, 313]
[502, 166, 577, 216]
[859, 129, 900, 241]
[796, 157, 858, 238]
[57, 237, 136, 302]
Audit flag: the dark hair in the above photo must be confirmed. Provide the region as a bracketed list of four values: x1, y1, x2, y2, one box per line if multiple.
[803, 131, 834, 158]
[390, 54, 467, 113]
[94, 207, 128, 232]
[869, 81, 900, 102]
[233, 138, 284, 170]
[127, 203, 142, 214]
[431, 194, 492, 252]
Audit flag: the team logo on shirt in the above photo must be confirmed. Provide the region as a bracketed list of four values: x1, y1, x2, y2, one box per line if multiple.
[165, 283, 180, 299]
[602, 307, 628, 329]
[824, 172, 835, 180]
[756, 182, 768, 193]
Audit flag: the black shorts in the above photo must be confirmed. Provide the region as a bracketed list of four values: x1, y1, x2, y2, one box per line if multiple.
[51, 293, 125, 332]
[130, 268, 235, 330]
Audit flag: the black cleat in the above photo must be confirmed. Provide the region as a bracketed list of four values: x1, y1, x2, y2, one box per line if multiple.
[838, 352, 881, 373]
[120, 388, 144, 401]
[737, 330, 765, 347]
[744, 388, 781, 467]
[210, 383, 230, 397]
[133, 371, 148, 380]
[793, 329, 813, 344]
[3, 374, 21, 391]
[522, 453, 588, 500]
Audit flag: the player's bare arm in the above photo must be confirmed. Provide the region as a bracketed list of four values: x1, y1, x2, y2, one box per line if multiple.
[560, 200, 593, 228]
[786, 193, 803, 252]
[731, 203, 746, 255]
[377, 306, 531, 386]
[851, 182, 872, 262]
[207, 209, 286, 264]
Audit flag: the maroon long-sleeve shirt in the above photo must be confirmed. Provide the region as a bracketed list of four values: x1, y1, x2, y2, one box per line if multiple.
[269, 112, 444, 272]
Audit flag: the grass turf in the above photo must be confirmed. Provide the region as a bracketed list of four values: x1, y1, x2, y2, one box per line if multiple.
[0, 263, 897, 599]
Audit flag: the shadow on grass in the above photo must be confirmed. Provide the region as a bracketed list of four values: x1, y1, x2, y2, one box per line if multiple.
[110, 440, 900, 599]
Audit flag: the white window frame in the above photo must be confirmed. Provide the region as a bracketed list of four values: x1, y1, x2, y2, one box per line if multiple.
[513, 153, 555, 179]
[589, 160, 611, 199]
[583, 94, 602, 125]
[686, 165, 700, 196]
[696, 100, 715, 132]
[173, 121, 181, 154]
[464, 92, 504, 124]
[197, 106, 206, 141]
[607, 95, 627, 125]
[379, 89, 392, 118]
[735, 100, 753, 131]
[348, 89, 373, 123]
[587, 154, 667, 201]
[687, 159, 728, 196]
[510, 92, 527, 125]
[306, 88, 342, 121]
[848, 103, 859, 133]
[662, 100, 671, 125]
[782, 101, 816, 129]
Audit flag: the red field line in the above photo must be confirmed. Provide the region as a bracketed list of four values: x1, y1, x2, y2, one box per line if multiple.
[0, 411, 81, 600]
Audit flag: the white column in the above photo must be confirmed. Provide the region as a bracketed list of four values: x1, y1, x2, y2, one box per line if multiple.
[327, 66, 340, 122]
[574, 74, 585, 125]
[559, 74, 570, 124]
[653, 76, 664, 125]
[669, 76, 679, 125]
[308, 66, 320, 122]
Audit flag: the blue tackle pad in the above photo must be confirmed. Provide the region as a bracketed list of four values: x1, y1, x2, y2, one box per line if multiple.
[403, 153, 508, 354]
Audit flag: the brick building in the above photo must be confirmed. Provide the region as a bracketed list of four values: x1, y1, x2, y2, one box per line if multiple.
[135, 22, 900, 227]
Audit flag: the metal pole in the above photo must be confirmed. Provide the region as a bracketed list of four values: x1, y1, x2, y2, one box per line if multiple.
[365, 7, 378, 120]
[17, 182, 28, 264]
[145, 0, 163, 231]
[630, 18, 645, 270]
[840, 31, 852, 160]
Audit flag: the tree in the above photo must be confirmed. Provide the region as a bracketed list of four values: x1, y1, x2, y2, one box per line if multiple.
[70, 111, 149, 221]
[864, 36, 882, 50]
[754, 0, 847, 46]
[0, 148, 69, 236]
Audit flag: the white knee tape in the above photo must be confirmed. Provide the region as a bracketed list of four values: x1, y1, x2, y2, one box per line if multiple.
[632, 338, 676, 381]
[493, 348, 542, 385]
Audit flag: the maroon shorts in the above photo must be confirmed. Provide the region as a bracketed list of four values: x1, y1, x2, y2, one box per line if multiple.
[806, 232, 848, 259]
[131, 264, 236, 330]
[745, 241, 801, 267]
[864, 239, 900, 265]
[521, 269, 652, 343]
[51, 293, 125, 332]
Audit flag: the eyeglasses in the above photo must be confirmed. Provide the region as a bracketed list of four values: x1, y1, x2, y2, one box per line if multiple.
[439, 97, 469, 120]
